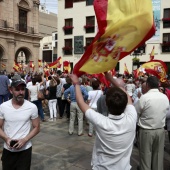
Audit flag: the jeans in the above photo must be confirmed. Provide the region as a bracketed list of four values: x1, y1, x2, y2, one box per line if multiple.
[0, 94, 9, 105]
[48, 99, 57, 119]
[32, 100, 44, 120]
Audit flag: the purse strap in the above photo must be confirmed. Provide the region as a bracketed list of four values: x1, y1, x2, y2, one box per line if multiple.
[89, 90, 99, 108]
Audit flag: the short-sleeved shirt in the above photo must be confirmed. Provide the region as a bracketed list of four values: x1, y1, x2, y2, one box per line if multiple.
[85, 105, 137, 170]
[47, 85, 57, 100]
[0, 75, 10, 95]
[0, 99, 38, 152]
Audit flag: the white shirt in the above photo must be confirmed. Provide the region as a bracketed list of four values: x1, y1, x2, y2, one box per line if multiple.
[28, 84, 40, 101]
[135, 89, 169, 129]
[88, 90, 103, 109]
[85, 105, 137, 170]
[0, 100, 38, 152]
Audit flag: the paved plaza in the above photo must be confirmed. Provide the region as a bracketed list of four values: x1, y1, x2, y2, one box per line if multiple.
[0, 114, 170, 170]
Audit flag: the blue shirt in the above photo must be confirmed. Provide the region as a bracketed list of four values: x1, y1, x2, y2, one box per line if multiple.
[64, 85, 88, 102]
[0, 75, 10, 95]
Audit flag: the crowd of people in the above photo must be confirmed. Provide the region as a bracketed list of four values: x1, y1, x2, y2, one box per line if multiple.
[0, 69, 170, 169]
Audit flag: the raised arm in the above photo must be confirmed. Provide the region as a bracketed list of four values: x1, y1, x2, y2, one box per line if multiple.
[70, 74, 90, 113]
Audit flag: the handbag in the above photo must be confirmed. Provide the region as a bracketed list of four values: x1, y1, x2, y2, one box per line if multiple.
[37, 86, 45, 100]
[45, 87, 50, 100]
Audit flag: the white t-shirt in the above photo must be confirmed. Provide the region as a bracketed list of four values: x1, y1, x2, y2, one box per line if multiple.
[0, 99, 38, 152]
[88, 90, 103, 109]
[85, 105, 137, 170]
[28, 84, 40, 101]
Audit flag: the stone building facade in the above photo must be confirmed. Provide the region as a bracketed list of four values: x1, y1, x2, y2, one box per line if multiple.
[0, 0, 42, 72]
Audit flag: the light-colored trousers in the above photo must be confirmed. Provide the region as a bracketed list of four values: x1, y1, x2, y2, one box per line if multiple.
[69, 102, 83, 135]
[48, 99, 57, 119]
[139, 128, 165, 170]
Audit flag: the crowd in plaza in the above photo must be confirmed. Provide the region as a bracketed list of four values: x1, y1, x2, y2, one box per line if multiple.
[0, 69, 170, 170]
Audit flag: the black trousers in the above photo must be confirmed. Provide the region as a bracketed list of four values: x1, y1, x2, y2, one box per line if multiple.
[1, 147, 32, 170]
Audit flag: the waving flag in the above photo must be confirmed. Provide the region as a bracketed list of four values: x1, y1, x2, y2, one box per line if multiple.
[49, 57, 62, 68]
[135, 60, 167, 82]
[124, 64, 129, 76]
[1, 63, 6, 68]
[63, 61, 71, 73]
[38, 60, 42, 68]
[29, 61, 35, 71]
[13, 62, 20, 72]
[44, 61, 49, 69]
[150, 46, 155, 61]
[73, 0, 155, 76]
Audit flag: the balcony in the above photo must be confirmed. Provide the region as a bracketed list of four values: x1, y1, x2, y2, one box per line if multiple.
[84, 24, 95, 33]
[62, 46, 73, 55]
[15, 24, 34, 34]
[0, 19, 7, 28]
[63, 26, 73, 35]
[162, 18, 170, 28]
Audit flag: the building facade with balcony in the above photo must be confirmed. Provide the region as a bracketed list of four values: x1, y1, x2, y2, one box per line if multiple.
[58, 0, 96, 71]
[0, 0, 42, 72]
[58, 0, 170, 74]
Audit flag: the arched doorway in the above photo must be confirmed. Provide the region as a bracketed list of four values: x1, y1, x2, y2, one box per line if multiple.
[15, 47, 33, 72]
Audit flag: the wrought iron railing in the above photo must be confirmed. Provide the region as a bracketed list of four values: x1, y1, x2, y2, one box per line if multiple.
[15, 24, 34, 34]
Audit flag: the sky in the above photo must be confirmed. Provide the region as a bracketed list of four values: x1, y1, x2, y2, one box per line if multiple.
[40, 0, 58, 14]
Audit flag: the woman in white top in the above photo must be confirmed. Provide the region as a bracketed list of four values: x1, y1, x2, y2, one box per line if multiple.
[88, 79, 103, 137]
[28, 76, 45, 122]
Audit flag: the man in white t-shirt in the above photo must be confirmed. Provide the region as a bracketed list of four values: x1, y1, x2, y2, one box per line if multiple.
[70, 72, 137, 170]
[0, 75, 40, 170]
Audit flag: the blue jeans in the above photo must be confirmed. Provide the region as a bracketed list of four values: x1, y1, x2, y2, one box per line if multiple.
[0, 94, 9, 105]
[32, 100, 44, 120]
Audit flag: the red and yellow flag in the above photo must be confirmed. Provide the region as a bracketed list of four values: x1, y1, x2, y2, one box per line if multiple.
[124, 64, 129, 76]
[63, 61, 71, 73]
[49, 57, 62, 68]
[135, 60, 167, 82]
[13, 61, 20, 72]
[29, 61, 35, 70]
[1, 63, 6, 68]
[38, 60, 42, 68]
[73, 0, 155, 76]
[44, 61, 49, 69]
[150, 46, 155, 61]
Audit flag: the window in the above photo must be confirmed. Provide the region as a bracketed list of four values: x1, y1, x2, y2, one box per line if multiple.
[63, 19, 73, 35]
[85, 16, 95, 33]
[65, 0, 73, 8]
[86, 0, 93, 6]
[63, 39, 72, 55]
[162, 33, 170, 52]
[163, 8, 170, 28]
[19, 9, 27, 33]
[134, 44, 146, 54]
[85, 37, 94, 50]
[55, 34, 58, 40]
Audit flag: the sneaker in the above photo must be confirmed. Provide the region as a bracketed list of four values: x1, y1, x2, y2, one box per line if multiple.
[88, 134, 93, 137]
[48, 118, 53, 122]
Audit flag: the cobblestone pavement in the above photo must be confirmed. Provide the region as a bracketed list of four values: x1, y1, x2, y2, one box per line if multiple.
[0, 114, 170, 170]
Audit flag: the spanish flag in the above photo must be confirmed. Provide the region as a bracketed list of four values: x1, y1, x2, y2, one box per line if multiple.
[49, 57, 62, 68]
[135, 60, 167, 82]
[13, 62, 20, 72]
[74, 0, 155, 76]
[29, 61, 35, 70]
[124, 64, 129, 76]
[38, 60, 42, 68]
[150, 46, 155, 61]
[1, 63, 6, 68]
[63, 61, 71, 73]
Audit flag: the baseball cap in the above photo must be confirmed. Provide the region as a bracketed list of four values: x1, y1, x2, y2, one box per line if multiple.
[11, 75, 26, 87]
